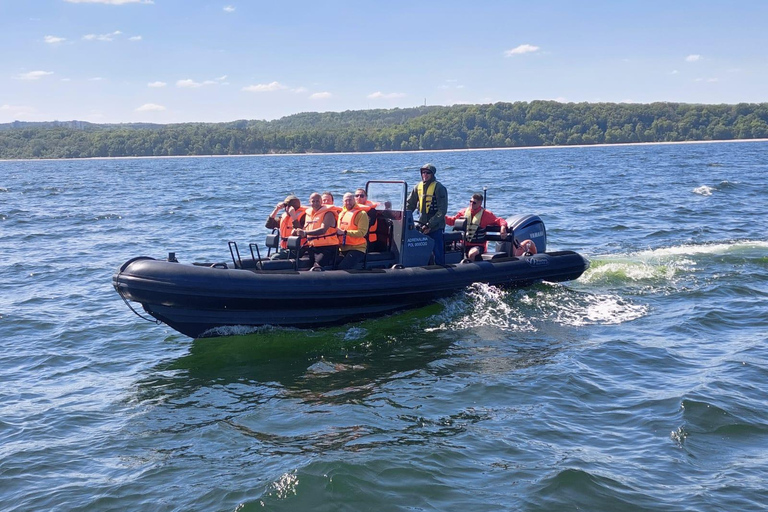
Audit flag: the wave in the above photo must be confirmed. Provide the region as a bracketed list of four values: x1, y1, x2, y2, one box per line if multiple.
[692, 180, 737, 196]
[693, 185, 714, 196]
[432, 282, 647, 331]
[582, 240, 768, 287]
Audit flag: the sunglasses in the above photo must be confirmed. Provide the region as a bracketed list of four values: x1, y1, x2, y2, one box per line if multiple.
[420, 170, 433, 175]
[355, 193, 366, 197]
[469, 200, 478, 204]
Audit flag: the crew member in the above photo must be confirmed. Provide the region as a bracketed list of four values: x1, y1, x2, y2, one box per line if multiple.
[293, 192, 339, 270]
[265, 194, 306, 260]
[336, 192, 369, 269]
[445, 193, 508, 261]
[406, 163, 448, 265]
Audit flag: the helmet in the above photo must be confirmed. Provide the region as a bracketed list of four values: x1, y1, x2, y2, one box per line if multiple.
[420, 163, 437, 174]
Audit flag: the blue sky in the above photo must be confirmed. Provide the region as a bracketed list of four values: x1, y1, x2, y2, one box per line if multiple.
[2, 0, 766, 124]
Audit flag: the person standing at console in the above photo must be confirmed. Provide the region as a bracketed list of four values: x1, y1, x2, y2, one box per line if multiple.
[406, 163, 448, 265]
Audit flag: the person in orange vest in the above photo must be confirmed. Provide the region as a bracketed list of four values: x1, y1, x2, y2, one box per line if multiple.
[354, 188, 378, 247]
[445, 192, 509, 261]
[265, 194, 306, 260]
[335, 192, 370, 270]
[321, 191, 343, 217]
[293, 192, 339, 270]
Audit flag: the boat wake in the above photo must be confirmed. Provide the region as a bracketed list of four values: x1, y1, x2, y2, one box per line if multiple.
[431, 282, 647, 332]
[582, 240, 768, 288]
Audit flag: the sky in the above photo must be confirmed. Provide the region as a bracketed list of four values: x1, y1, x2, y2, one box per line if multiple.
[2, 0, 767, 124]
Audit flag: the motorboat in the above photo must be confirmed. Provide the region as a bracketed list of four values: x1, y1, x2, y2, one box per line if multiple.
[113, 180, 589, 338]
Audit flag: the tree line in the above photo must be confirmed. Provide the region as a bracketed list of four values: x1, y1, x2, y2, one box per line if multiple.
[1, 101, 767, 159]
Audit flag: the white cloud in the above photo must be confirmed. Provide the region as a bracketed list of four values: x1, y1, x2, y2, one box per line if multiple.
[439, 80, 464, 90]
[177, 79, 205, 88]
[310, 92, 331, 99]
[148, 81, 167, 88]
[686, 54, 702, 62]
[14, 70, 54, 80]
[504, 44, 540, 57]
[223, 5, 235, 12]
[177, 76, 227, 88]
[44, 35, 66, 44]
[128, 35, 142, 41]
[242, 81, 287, 92]
[83, 30, 122, 42]
[670, 69, 679, 75]
[292, 87, 308, 93]
[1, 104, 36, 118]
[136, 103, 166, 112]
[368, 91, 406, 99]
[89, 77, 104, 81]
[65, 0, 154, 4]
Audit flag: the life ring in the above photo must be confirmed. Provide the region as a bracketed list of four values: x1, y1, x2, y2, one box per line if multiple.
[514, 239, 537, 257]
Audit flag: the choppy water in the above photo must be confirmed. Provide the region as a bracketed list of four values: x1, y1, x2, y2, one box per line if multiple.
[2, 141, 767, 511]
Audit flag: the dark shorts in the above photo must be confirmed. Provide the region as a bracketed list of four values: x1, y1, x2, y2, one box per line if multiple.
[465, 243, 486, 254]
[309, 246, 338, 267]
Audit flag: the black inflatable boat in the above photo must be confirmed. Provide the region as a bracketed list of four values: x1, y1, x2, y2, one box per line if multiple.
[114, 181, 589, 338]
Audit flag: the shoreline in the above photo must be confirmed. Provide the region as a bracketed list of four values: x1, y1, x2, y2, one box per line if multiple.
[1, 138, 767, 163]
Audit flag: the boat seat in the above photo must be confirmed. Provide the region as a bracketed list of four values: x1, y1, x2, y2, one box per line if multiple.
[443, 231, 463, 243]
[481, 252, 512, 261]
[258, 259, 296, 271]
[365, 251, 395, 262]
[369, 217, 392, 252]
[265, 232, 280, 249]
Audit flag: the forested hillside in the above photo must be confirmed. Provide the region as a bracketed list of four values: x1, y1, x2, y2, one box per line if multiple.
[1, 101, 767, 159]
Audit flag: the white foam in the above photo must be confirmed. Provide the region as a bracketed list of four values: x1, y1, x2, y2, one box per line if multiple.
[693, 185, 715, 196]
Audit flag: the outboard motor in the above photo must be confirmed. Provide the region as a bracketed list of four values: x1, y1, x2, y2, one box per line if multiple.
[496, 214, 547, 254]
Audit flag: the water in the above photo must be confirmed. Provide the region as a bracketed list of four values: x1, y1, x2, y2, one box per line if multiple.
[2, 141, 767, 511]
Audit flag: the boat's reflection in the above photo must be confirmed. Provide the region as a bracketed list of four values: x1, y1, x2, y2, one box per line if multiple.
[135, 303, 455, 406]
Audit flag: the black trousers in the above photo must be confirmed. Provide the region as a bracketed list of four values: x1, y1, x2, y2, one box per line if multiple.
[337, 249, 365, 270]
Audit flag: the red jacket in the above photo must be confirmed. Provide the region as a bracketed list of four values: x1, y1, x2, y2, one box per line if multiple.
[446, 207, 507, 248]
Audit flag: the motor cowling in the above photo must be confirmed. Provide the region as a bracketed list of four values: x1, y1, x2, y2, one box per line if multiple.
[495, 214, 547, 254]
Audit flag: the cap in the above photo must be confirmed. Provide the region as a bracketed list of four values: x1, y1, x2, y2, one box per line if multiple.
[420, 163, 437, 174]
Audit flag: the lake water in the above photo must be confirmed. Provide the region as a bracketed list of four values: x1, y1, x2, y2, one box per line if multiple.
[1, 141, 767, 511]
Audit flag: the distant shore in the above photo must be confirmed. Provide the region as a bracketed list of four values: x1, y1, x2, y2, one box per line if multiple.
[2, 138, 767, 164]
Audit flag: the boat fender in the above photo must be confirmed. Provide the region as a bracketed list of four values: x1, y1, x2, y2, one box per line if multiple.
[517, 239, 537, 256]
[118, 256, 155, 272]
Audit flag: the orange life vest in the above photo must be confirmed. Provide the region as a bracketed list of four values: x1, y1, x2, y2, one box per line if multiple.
[279, 207, 306, 249]
[305, 206, 339, 247]
[338, 207, 367, 248]
[325, 204, 342, 221]
[356, 202, 378, 243]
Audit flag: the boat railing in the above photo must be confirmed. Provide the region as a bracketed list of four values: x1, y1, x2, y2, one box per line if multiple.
[228, 241, 243, 269]
[248, 243, 264, 268]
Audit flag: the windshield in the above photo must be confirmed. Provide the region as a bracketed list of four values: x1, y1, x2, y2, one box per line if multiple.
[366, 181, 406, 212]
